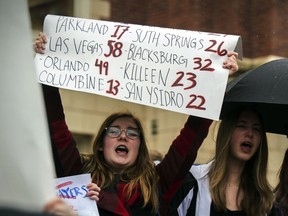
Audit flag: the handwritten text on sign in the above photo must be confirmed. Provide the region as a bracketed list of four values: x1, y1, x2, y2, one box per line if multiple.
[34, 14, 242, 120]
[55, 173, 99, 216]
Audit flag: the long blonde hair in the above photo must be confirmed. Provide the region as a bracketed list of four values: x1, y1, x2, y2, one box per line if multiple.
[209, 107, 273, 216]
[81, 112, 159, 213]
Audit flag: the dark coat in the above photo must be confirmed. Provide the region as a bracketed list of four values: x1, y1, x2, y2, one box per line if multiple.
[42, 85, 211, 216]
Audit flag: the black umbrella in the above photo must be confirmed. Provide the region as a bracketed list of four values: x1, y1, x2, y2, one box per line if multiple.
[221, 58, 288, 135]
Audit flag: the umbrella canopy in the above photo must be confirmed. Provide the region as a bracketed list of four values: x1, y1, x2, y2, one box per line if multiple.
[221, 58, 288, 135]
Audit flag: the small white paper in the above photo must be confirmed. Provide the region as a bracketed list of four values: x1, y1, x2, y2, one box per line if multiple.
[55, 174, 99, 216]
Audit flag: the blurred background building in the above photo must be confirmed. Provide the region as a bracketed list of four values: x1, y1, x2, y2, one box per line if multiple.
[28, 0, 288, 186]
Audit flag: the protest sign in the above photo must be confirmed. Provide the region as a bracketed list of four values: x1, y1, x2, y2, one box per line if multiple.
[34, 14, 242, 120]
[55, 173, 99, 216]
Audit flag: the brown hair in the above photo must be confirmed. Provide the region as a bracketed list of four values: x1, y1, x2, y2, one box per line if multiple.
[81, 112, 159, 213]
[209, 107, 273, 216]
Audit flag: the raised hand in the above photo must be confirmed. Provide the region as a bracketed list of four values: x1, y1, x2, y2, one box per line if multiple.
[223, 51, 239, 75]
[33, 32, 47, 54]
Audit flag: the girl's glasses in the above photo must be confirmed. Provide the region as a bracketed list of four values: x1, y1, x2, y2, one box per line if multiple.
[105, 126, 141, 140]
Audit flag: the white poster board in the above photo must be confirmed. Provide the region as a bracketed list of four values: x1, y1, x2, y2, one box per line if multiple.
[55, 174, 99, 216]
[35, 14, 242, 120]
[0, 0, 55, 213]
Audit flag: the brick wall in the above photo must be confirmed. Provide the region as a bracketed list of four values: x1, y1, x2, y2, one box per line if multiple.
[109, 0, 288, 59]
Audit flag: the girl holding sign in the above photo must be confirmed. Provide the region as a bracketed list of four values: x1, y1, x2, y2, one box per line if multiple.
[34, 33, 238, 216]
